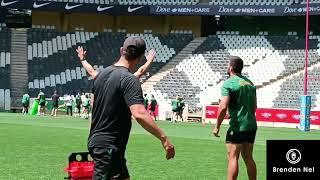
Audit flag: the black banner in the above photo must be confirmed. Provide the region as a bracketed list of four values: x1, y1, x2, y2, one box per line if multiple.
[267, 140, 320, 180]
[151, 4, 320, 16]
[0, 0, 149, 15]
[0, 0, 320, 16]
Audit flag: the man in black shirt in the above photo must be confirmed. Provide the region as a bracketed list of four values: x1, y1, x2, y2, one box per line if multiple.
[76, 37, 175, 180]
[51, 90, 59, 116]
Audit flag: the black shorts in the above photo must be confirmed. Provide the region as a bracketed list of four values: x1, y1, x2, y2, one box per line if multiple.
[88, 147, 129, 180]
[39, 102, 46, 107]
[53, 103, 58, 108]
[226, 129, 257, 144]
[22, 103, 29, 108]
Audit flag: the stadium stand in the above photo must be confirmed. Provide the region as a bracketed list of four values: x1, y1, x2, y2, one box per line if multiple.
[8, 23, 320, 111]
[0, 24, 11, 111]
[143, 32, 320, 111]
[27, 28, 194, 97]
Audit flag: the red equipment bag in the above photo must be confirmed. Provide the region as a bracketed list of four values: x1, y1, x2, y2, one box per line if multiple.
[64, 152, 94, 180]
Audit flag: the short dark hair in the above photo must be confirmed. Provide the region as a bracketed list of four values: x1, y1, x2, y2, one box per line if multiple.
[229, 56, 243, 73]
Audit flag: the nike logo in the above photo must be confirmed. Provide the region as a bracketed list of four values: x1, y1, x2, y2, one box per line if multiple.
[97, 5, 114, 12]
[33, 2, 51, 9]
[128, 6, 143, 13]
[1, 0, 18, 7]
[65, 3, 82, 10]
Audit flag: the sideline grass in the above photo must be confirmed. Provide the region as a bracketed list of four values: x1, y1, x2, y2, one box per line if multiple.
[0, 113, 319, 180]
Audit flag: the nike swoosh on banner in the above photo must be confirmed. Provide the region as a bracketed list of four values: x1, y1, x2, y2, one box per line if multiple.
[97, 5, 114, 12]
[1, 0, 18, 7]
[65, 3, 83, 10]
[33, 2, 51, 9]
[128, 6, 144, 13]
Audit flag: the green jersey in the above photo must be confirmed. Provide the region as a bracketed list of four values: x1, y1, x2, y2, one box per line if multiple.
[179, 100, 185, 108]
[221, 75, 257, 131]
[143, 98, 148, 109]
[171, 99, 178, 111]
[22, 94, 30, 104]
[83, 98, 90, 107]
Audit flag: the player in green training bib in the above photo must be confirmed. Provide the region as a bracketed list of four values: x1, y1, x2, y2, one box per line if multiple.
[22, 93, 30, 115]
[82, 94, 90, 119]
[37, 90, 46, 116]
[171, 97, 179, 122]
[213, 56, 257, 180]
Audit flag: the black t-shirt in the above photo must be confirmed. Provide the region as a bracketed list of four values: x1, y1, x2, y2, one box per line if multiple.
[88, 65, 144, 152]
[52, 94, 59, 105]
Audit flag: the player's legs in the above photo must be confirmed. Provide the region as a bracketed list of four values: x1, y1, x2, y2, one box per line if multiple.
[66, 106, 70, 115]
[41, 106, 46, 115]
[54, 107, 58, 116]
[83, 108, 86, 118]
[153, 111, 157, 121]
[171, 111, 175, 122]
[77, 105, 81, 116]
[70, 106, 73, 116]
[226, 143, 242, 180]
[89, 147, 130, 180]
[241, 143, 257, 180]
[23, 106, 28, 114]
[81, 106, 86, 118]
[179, 109, 183, 122]
[37, 105, 41, 115]
[22, 104, 26, 114]
[84, 107, 89, 119]
[51, 108, 54, 116]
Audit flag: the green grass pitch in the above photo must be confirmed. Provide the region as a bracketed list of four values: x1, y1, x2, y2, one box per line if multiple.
[0, 113, 319, 180]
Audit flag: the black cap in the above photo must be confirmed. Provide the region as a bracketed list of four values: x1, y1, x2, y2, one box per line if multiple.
[123, 36, 146, 58]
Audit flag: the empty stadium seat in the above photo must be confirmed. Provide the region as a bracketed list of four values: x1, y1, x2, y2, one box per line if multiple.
[27, 28, 192, 97]
[0, 27, 11, 110]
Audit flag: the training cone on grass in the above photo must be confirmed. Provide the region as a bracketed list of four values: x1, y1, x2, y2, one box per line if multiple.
[64, 152, 94, 180]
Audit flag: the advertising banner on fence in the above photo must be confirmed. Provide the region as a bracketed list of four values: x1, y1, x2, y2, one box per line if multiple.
[151, 4, 320, 16]
[0, 0, 149, 15]
[205, 105, 320, 125]
[1, 0, 320, 16]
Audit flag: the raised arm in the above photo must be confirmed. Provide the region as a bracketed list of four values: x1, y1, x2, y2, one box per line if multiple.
[77, 47, 156, 80]
[134, 49, 156, 78]
[76, 46, 98, 79]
